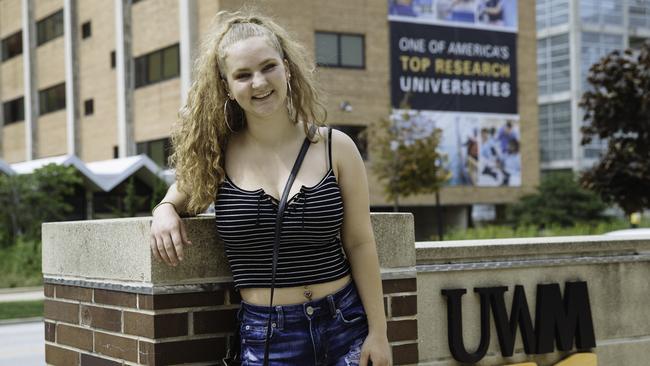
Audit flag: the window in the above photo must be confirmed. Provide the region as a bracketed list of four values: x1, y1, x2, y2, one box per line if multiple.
[537, 33, 570, 95]
[134, 44, 180, 88]
[84, 99, 94, 116]
[580, 0, 623, 26]
[331, 125, 368, 160]
[581, 32, 623, 91]
[2, 96, 24, 125]
[539, 102, 572, 162]
[629, 0, 650, 28]
[110, 50, 116, 69]
[137, 138, 172, 168]
[1, 31, 23, 62]
[315, 32, 364, 69]
[536, 0, 569, 30]
[81, 21, 91, 39]
[39, 83, 66, 115]
[36, 10, 64, 46]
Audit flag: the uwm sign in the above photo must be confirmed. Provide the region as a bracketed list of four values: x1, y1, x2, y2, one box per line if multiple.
[441, 281, 596, 363]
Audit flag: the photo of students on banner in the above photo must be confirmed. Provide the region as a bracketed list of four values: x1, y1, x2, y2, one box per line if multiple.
[390, 110, 521, 187]
[388, 0, 517, 32]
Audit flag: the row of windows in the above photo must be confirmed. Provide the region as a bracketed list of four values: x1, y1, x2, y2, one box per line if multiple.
[537, 0, 650, 30]
[3, 94, 97, 125]
[2, 83, 68, 124]
[3, 17, 366, 72]
[537, 33, 570, 96]
[1, 9, 64, 62]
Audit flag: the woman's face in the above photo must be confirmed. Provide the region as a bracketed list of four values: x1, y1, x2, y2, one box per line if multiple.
[223, 36, 289, 120]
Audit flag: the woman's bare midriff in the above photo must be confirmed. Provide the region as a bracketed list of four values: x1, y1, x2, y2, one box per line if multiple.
[239, 274, 352, 306]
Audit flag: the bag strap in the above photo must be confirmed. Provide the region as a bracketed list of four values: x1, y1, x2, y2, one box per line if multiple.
[263, 124, 317, 365]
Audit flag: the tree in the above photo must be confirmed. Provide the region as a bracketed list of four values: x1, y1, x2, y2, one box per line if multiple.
[370, 109, 451, 210]
[150, 175, 169, 211]
[508, 172, 608, 228]
[0, 164, 83, 247]
[579, 41, 650, 216]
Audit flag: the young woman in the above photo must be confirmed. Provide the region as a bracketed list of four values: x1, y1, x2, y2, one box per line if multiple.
[150, 10, 391, 366]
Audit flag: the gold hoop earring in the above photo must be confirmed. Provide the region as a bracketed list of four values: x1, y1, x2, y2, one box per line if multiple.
[223, 99, 236, 133]
[286, 81, 295, 119]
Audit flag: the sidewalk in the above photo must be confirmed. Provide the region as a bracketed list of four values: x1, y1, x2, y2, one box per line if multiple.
[0, 286, 44, 303]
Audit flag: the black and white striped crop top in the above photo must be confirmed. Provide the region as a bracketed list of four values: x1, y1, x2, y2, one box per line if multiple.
[214, 128, 351, 289]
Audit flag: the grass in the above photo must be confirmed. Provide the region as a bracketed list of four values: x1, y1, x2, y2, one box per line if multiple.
[0, 238, 43, 289]
[443, 218, 650, 241]
[0, 300, 43, 320]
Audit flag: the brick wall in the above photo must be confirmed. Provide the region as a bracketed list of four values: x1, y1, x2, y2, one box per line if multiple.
[43, 278, 418, 365]
[43, 282, 240, 365]
[383, 278, 419, 365]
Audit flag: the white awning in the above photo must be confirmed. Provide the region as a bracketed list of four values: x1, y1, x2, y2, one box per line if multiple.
[9, 154, 165, 192]
[10, 155, 105, 190]
[86, 155, 163, 191]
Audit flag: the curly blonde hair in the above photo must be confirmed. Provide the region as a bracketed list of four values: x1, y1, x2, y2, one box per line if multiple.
[169, 10, 327, 214]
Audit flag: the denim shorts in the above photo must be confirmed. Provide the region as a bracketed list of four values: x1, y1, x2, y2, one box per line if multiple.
[237, 280, 369, 366]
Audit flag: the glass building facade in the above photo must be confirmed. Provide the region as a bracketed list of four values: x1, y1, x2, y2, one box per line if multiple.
[536, 0, 650, 171]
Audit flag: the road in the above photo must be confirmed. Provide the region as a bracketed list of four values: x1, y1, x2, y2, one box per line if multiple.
[0, 320, 45, 366]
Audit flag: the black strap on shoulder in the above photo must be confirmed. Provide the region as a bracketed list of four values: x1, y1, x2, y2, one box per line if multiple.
[263, 124, 316, 365]
[328, 127, 333, 171]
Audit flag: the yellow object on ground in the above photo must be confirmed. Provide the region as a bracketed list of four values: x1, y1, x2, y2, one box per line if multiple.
[554, 353, 597, 366]
[503, 353, 597, 366]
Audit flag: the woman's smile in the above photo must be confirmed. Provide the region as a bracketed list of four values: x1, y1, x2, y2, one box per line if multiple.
[252, 90, 274, 101]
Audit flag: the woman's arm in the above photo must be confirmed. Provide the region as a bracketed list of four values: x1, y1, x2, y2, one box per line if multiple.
[150, 182, 193, 267]
[333, 130, 391, 366]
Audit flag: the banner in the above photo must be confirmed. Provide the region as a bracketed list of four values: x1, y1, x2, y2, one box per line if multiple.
[388, 0, 518, 32]
[388, 0, 520, 187]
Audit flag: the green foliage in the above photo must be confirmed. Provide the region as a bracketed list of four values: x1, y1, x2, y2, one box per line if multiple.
[0, 300, 43, 320]
[508, 172, 608, 228]
[150, 176, 170, 211]
[579, 41, 650, 215]
[0, 164, 82, 247]
[110, 176, 159, 217]
[123, 176, 147, 217]
[444, 218, 647, 241]
[0, 238, 43, 288]
[369, 109, 450, 205]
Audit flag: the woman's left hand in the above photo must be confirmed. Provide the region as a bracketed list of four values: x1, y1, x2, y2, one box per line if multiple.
[360, 331, 391, 366]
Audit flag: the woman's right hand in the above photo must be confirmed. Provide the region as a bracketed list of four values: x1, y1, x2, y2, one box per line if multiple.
[150, 203, 192, 267]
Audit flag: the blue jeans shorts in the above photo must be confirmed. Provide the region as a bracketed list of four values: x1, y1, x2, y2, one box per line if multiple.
[237, 280, 369, 365]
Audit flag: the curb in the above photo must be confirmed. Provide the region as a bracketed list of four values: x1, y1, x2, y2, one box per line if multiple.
[0, 316, 43, 326]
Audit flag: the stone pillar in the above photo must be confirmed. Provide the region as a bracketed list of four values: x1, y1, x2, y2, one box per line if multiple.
[64, 0, 80, 157]
[21, 0, 38, 160]
[42, 213, 419, 365]
[114, 0, 135, 158]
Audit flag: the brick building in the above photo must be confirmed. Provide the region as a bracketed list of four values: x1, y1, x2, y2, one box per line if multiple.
[0, 0, 538, 239]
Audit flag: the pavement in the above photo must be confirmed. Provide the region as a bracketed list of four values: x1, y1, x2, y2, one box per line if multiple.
[0, 321, 45, 366]
[0, 287, 46, 365]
